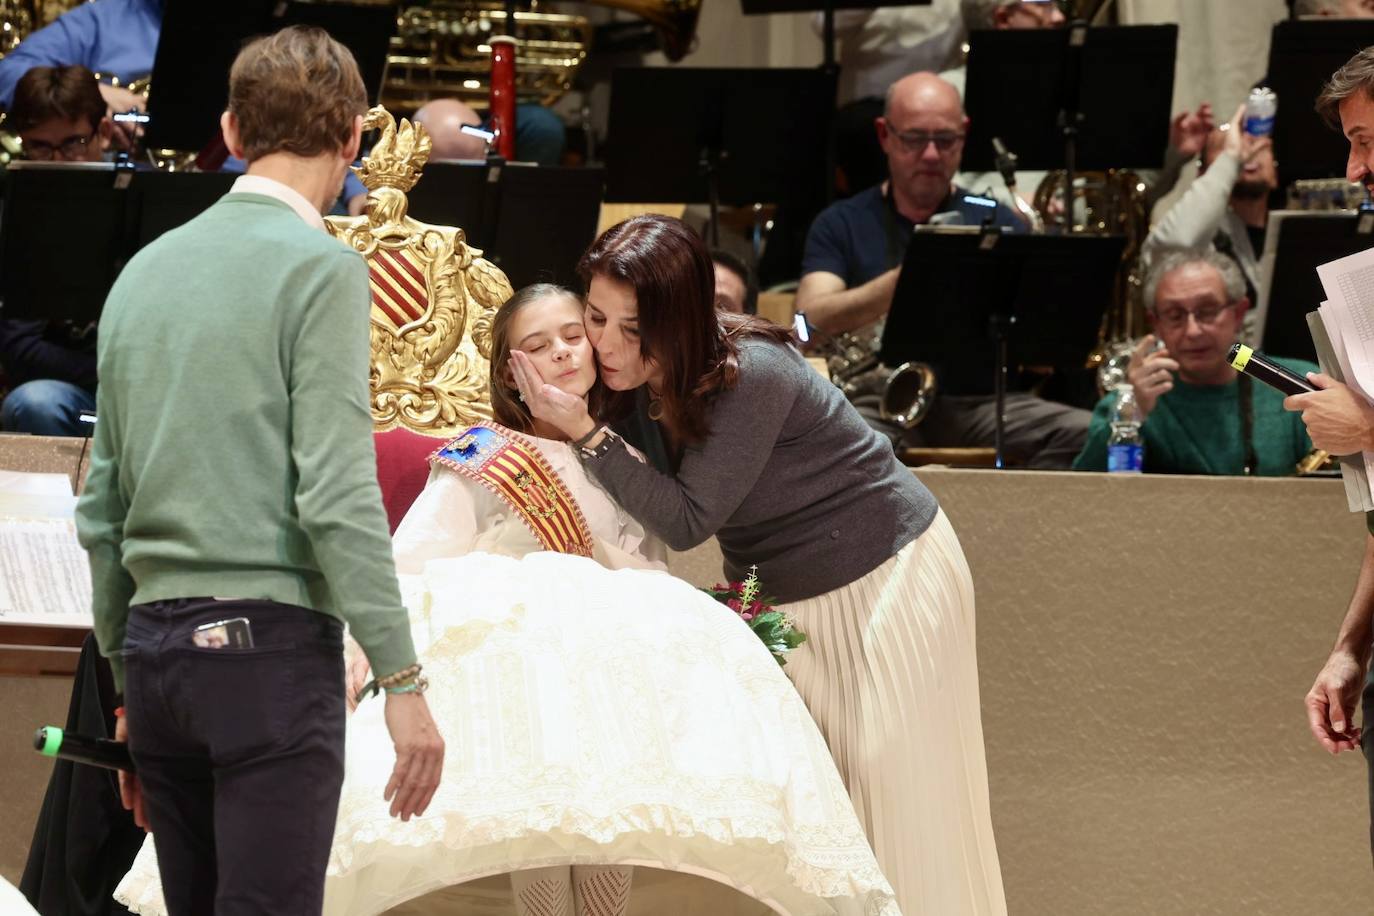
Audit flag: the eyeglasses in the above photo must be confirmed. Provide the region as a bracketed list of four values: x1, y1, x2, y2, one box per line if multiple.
[889, 129, 965, 154]
[24, 129, 97, 161]
[1151, 302, 1236, 330]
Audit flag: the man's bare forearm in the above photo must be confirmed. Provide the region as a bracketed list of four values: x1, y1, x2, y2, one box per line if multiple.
[798, 268, 899, 336]
[1333, 534, 1374, 660]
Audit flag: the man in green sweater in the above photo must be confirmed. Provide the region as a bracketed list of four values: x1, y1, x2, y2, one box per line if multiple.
[1073, 249, 1314, 476]
[74, 26, 443, 915]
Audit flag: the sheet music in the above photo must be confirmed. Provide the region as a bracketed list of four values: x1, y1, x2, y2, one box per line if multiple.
[1318, 248, 1374, 399]
[0, 472, 92, 626]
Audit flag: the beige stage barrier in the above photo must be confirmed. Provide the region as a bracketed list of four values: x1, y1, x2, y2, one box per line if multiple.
[4, 440, 1372, 914]
[671, 468, 1373, 916]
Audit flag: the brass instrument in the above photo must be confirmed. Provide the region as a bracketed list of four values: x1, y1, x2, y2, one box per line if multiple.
[1033, 168, 1150, 391]
[1296, 448, 1337, 476]
[382, 0, 701, 112]
[821, 321, 937, 430]
[0, 0, 702, 127]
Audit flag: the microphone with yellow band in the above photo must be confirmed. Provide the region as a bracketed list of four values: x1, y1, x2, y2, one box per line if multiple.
[1227, 344, 1316, 397]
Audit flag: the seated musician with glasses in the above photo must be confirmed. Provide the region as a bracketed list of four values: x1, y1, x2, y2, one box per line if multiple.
[798, 71, 1092, 468]
[0, 64, 107, 436]
[1073, 250, 1315, 476]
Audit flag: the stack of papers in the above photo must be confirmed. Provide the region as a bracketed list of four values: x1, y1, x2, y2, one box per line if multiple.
[0, 471, 92, 627]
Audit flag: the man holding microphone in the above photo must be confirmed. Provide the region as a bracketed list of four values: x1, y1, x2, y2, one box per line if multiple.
[1290, 46, 1374, 859]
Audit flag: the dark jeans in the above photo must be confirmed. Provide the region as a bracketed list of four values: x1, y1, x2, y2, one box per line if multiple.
[0, 379, 95, 436]
[122, 598, 346, 915]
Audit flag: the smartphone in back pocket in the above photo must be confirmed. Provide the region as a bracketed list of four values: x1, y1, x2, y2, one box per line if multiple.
[191, 617, 254, 649]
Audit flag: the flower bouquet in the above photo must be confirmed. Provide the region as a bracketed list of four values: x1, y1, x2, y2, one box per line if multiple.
[702, 566, 807, 666]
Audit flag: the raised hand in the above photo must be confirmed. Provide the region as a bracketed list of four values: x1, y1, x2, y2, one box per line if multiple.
[1125, 335, 1179, 419]
[1169, 102, 1215, 159]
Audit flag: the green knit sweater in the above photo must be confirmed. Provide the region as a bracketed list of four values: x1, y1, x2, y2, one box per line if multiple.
[75, 193, 416, 690]
[1072, 358, 1317, 476]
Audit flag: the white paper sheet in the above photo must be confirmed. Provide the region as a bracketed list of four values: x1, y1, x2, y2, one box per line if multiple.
[0, 516, 93, 627]
[1318, 247, 1374, 400]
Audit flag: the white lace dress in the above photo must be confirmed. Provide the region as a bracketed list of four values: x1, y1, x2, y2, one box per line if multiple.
[114, 432, 899, 916]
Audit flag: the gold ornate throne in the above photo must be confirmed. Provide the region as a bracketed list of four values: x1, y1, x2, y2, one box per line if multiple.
[325, 106, 511, 436]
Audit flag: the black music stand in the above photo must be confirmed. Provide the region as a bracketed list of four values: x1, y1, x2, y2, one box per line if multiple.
[404, 162, 605, 290]
[1257, 209, 1374, 364]
[404, 161, 489, 241]
[131, 170, 236, 247]
[0, 164, 236, 321]
[144, 0, 395, 154]
[604, 67, 836, 246]
[880, 226, 1124, 468]
[1267, 20, 1374, 183]
[486, 164, 604, 289]
[0, 163, 127, 323]
[961, 24, 1177, 180]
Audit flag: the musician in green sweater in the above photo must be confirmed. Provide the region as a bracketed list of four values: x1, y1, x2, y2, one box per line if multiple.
[73, 27, 443, 916]
[1074, 249, 1314, 476]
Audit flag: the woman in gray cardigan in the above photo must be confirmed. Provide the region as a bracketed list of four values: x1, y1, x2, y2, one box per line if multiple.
[510, 214, 1006, 916]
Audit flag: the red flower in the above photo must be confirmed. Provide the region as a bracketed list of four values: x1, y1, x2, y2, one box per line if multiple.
[727, 598, 742, 611]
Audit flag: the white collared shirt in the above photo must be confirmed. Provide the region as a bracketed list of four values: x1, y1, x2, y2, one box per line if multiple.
[228, 174, 326, 231]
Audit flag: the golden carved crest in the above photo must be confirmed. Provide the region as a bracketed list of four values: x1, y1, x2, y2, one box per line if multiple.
[326, 106, 511, 436]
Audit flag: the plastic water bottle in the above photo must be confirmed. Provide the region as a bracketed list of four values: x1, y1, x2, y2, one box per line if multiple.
[1107, 384, 1143, 474]
[1243, 87, 1278, 138]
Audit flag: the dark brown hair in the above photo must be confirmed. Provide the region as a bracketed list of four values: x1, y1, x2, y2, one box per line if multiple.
[489, 283, 609, 435]
[577, 215, 793, 445]
[228, 25, 366, 162]
[8, 64, 105, 133]
[1317, 45, 1374, 131]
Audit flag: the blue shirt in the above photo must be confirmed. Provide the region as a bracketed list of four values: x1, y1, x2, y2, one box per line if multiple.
[801, 183, 1023, 287]
[0, 0, 162, 108]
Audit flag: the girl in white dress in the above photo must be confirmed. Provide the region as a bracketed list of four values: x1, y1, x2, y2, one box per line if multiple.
[114, 285, 898, 916]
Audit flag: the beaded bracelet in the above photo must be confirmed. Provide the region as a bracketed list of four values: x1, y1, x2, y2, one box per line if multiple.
[360, 663, 426, 701]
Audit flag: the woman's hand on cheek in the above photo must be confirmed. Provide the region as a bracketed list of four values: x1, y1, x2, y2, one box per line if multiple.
[511, 349, 595, 439]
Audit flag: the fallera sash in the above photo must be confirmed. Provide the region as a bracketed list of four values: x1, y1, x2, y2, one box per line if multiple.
[430, 422, 595, 558]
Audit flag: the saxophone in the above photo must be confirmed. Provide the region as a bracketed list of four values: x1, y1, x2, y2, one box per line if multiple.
[818, 320, 937, 430]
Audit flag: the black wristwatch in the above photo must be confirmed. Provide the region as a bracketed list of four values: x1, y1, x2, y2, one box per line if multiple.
[578, 427, 621, 460]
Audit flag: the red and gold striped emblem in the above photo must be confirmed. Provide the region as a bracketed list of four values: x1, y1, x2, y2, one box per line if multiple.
[431, 422, 595, 558]
[368, 246, 430, 331]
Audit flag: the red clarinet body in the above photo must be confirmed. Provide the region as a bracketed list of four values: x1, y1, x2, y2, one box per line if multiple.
[488, 36, 518, 160]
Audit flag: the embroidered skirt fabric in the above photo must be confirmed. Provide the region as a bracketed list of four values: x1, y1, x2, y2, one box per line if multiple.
[781, 509, 1007, 916]
[115, 551, 898, 916]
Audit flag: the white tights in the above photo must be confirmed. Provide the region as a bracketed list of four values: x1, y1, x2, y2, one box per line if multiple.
[510, 865, 633, 916]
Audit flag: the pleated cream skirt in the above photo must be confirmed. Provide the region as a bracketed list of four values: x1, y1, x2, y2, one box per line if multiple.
[781, 509, 1007, 916]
